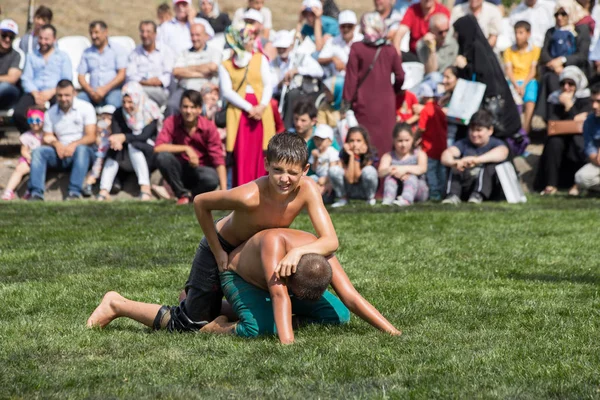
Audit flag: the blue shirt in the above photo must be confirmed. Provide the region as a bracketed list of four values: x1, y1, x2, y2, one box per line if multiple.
[301, 16, 340, 42]
[21, 47, 72, 93]
[78, 42, 128, 88]
[583, 114, 600, 158]
[454, 137, 507, 157]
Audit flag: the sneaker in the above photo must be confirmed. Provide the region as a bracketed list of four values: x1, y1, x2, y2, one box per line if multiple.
[393, 198, 410, 207]
[66, 192, 82, 201]
[441, 194, 461, 205]
[2, 190, 15, 200]
[176, 195, 190, 205]
[468, 192, 483, 204]
[381, 198, 394, 206]
[366, 198, 376, 206]
[331, 199, 348, 208]
[82, 183, 94, 198]
[28, 194, 44, 201]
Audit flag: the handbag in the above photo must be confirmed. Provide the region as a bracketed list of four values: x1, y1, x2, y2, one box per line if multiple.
[547, 120, 584, 136]
[215, 66, 249, 128]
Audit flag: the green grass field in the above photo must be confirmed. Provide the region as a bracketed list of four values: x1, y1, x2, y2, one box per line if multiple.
[1, 198, 600, 398]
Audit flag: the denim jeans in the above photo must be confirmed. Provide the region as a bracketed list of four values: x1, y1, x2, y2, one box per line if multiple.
[77, 88, 123, 108]
[28, 145, 95, 198]
[426, 158, 446, 200]
[0, 82, 21, 109]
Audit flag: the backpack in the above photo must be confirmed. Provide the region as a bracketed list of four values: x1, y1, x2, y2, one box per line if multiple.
[549, 29, 577, 59]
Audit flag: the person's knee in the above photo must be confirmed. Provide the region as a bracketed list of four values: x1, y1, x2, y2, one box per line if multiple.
[155, 151, 174, 167]
[575, 166, 595, 188]
[203, 168, 220, 190]
[362, 165, 378, 181]
[234, 318, 260, 338]
[329, 165, 344, 179]
[73, 145, 92, 161]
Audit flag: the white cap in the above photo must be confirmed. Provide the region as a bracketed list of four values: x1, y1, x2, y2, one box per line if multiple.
[97, 105, 116, 115]
[338, 10, 357, 25]
[0, 19, 18, 36]
[193, 18, 215, 39]
[243, 9, 264, 24]
[314, 124, 334, 141]
[302, 0, 323, 12]
[273, 30, 293, 48]
[173, 0, 191, 5]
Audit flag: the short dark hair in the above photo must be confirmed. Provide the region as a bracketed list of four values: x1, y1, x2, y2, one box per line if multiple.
[591, 83, 600, 97]
[514, 20, 531, 32]
[157, 3, 172, 14]
[89, 20, 108, 30]
[392, 123, 413, 140]
[444, 65, 459, 78]
[180, 89, 203, 107]
[56, 79, 74, 89]
[266, 132, 309, 166]
[469, 109, 494, 129]
[35, 6, 53, 22]
[287, 254, 332, 301]
[139, 20, 158, 32]
[40, 24, 57, 38]
[293, 100, 318, 119]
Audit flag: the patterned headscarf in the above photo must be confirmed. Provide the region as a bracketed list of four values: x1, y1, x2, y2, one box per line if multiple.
[360, 12, 387, 47]
[225, 21, 256, 62]
[121, 82, 163, 135]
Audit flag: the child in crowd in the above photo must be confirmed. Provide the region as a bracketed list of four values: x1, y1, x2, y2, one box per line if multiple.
[504, 21, 540, 134]
[329, 126, 378, 207]
[309, 124, 340, 190]
[395, 89, 419, 124]
[378, 123, 429, 206]
[156, 3, 172, 25]
[82, 105, 115, 197]
[2, 108, 45, 200]
[441, 110, 509, 204]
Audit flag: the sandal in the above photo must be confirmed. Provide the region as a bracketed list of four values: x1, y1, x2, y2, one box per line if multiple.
[139, 191, 153, 201]
[540, 186, 558, 196]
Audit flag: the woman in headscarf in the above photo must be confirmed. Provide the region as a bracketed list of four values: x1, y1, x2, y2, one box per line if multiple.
[343, 12, 404, 159]
[453, 15, 522, 142]
[535, 66, 591, 195]
[219, 22, 275, 187]
[532, 0, 591, 127]
[197, 0, 231, 35]
[97, 82, 163, 201]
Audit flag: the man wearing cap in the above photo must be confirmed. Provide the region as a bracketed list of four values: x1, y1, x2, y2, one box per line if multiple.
[317, 10, 362, 79]
[416, 13, 458, 74]
[14, 24, 72, 133]
[127, 21, 174, 107]
[299, 0, 340, 52]
[0, 19, 24, 111]
[77, 21, 127, 108]
[157, 0, 194, 57]
[233, 0, 273, 40]
[167, 22, 222, 116]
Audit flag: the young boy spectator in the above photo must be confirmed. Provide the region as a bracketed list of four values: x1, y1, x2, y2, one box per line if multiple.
[504, 21, 540, 134]
[19, 5, 53, 55]
[441, 109, 509, 204]
[309, 124, 340, 189]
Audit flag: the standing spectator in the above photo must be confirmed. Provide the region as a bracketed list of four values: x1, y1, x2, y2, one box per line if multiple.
[219, 23, 275, 187]
[167, 23, 222, 116]
[19, 5, 53, 55]
[127, 21, 174, 107]
[416, 13, 458, 75]
[233, 0, 273, 40]
[343, 12, 404, 158]
[77, 21, 127, 109]
[318, 10, 363, 79]
[13, 24, 72, 134]
[158, 0, 193, 57]
[450, 0, 503, 50]
[508, 0, 555, 48]
[395, 0, 450, 55]
[298, 0, 340, 52]
[0, 19, 24, 111]
[154, 89, 226, 204]
[28, 80, 97, 201]
[197, 0, 231, 35]
[575, 84, 600, 193]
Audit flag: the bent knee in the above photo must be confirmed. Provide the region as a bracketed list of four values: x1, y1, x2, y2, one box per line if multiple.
[234, 319, 261, 338]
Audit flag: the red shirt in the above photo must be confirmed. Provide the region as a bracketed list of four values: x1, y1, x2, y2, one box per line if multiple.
[155, 115, 225, 167]
[395, 90, 419, 122]
[401, 2, 450, 54]
[418, 101, 447, 160]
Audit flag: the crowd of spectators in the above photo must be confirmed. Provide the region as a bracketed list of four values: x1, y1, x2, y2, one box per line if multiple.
[2, 0, 600, 204]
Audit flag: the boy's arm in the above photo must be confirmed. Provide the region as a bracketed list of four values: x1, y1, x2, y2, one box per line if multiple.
[377, 153, 392, 177]
[475, 145, 509, 164]
[523, 60, 538, 88]
[441, 146, 461, 167]
[504, 61, 518, 89]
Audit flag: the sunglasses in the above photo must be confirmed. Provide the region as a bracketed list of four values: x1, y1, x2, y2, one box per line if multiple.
[554, 11, 568, 17]
[340, 24, 355, 30]
[561, 80, 576, 87]
[437, 28, 450, 34]
[27, 117, 43, 125]
[1, 32, 15, 40]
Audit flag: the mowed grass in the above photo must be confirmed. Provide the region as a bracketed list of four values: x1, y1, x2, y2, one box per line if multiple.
[1, 198, 600, 398]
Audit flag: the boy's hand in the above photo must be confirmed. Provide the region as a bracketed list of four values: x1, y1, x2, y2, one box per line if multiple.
[311, 148, 320, 159]
[343, 142, 354, 155]
[215, 248, 229, 272]
[275, 248, 302, 278]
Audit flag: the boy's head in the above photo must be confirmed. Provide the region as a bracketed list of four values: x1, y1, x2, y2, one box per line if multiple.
[265, 133, 310, 193]
[313, 124, 334, 151]
[514, 20, 531, 47]
[157, 3, 172, 23]
[468, 110, 495, 147]
[293, 101, 318, 139]
[287, 254, 332, 301]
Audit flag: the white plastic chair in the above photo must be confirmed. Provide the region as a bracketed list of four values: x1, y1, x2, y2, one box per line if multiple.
[401, 62, 425, 91]
[109, 36, 136, 55]
[12, 37, 21, 51]
[496, 17, 514, 53]
[57, 36, 91, 89]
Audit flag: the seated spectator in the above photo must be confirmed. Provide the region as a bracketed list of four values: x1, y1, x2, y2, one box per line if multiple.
[395, 0, 450, 56]
[378, 123, 428, 206]
[375, 0, 403, 42]
[309, 124, 340, 194]
[197, 0, 231, 35]
[127, 21, 174, 107]
[157, 0, 193, 57]
[438, 66, 459, 146]
[157, 3, 173, 26]
[532, 0, 591, 128]
[298, 0, 340, 52]
[233, 0, 273, 40]
[317, 10, 362, 79]
[167, 22, 222, 116]
[575, 84, 600, 193]
[329, 126, 378, 207]
[441, 109, 509, 204]
[535, 66, 591, 195]
[27, 80, 97, 201]
[82, 105, 115, 197]
[394, 0, 420, 17]
[395, 89, 419, 123]
[504, 21, 540, 134]
[96, 83, 162, 201]
[0, 19, 24, 111]
[509, 0, 555, 48]
[317, 76, 344, 128]
[575, 0, 595, 35]
[77, 21, 127, 109]
[14, 24, 72, 134]
[450, 0, 503, 51]
[290, 100, 318, 141]
[154, 89, 226, 205]
[19, 5, 52, 55]
[416, 13, 458, 75]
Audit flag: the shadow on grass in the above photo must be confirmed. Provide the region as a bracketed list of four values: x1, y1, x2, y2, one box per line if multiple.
[507, 271, 600, 285]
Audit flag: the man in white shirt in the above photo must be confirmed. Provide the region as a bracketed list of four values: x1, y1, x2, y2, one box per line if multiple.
[157, 0, 193, 57]
[317, 10, 363, 78]
[451, 0, 503, 50]
[508, 0, 554, 48]
[167, 23, 222, 116]
[28, 80, 97, 200]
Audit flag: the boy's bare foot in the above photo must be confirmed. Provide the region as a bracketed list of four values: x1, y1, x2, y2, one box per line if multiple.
[87, 291, 124, 328]
[200, 315, 236, 335]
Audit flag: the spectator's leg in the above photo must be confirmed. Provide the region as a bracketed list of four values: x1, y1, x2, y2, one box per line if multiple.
[426, 158, 443, 200]
[186, 165, 219, 196]
[128, 144, 151, 194]
[358, 165, 378, 200]
[67, 145, 95, 196]
[445, 169, 466, 199]
[143, 87, 168, 107]
[382, 175, 400, 204]
[399, 174, 419, 204]
[542, 136, 566, 189]
[77, 91, 94, 105]
[166, 88, 184, 117]
[104, 88, 123, 108]
[415, 178, 429, 202]
[27, 146, 60, 199]
[522, 80, 538, 134]
[13, 94, 36, 133]
[155, 152, 190, 198]
[99, 157, 120, 193]
[472, 164, 497, 200]
[328, 165, 346, 199]
[0, 82, 21, 110]
[575, 163, 600, 191]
